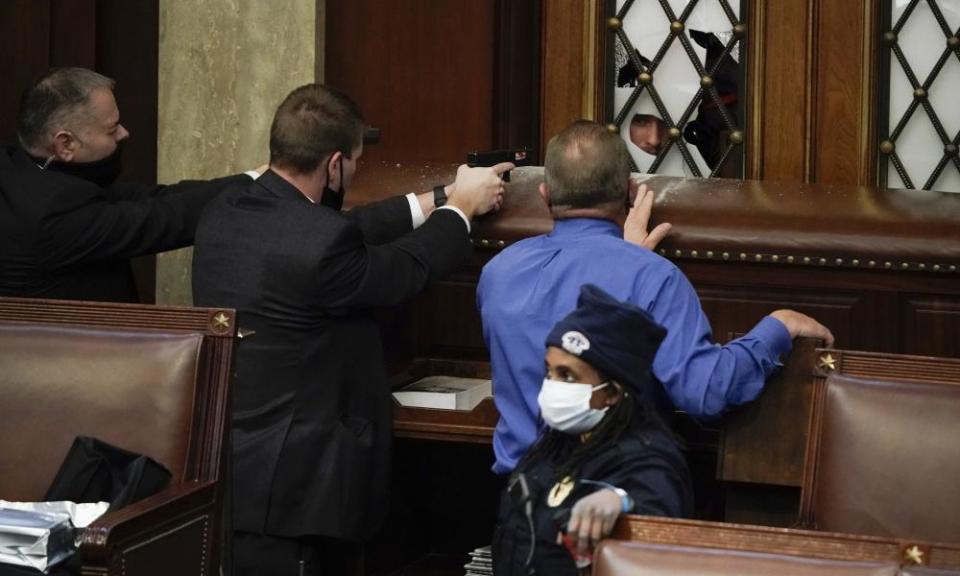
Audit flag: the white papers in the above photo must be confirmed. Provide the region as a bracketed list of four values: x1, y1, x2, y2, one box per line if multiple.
[0, 508, 73, 572]
[0, 501, 109, 529]
[392, 376, 492, 411]
[0, 501, 107, 572]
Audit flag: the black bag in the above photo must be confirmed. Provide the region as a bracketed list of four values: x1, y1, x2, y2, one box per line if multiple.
[44, 436, 172, 512]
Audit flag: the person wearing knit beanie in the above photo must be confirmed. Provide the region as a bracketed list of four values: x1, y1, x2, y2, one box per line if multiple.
[493, 284, 692, 576]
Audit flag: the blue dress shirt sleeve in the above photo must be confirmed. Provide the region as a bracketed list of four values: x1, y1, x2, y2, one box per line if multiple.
[646, 268, 793, 419]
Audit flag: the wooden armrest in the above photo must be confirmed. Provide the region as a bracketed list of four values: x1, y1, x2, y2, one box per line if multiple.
[79, 479, 219, 566]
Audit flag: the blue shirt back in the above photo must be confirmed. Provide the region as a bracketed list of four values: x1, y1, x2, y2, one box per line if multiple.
[477, 218, 791, 474]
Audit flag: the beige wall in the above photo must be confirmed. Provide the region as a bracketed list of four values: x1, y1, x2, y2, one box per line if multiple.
[156, 0, 321, 305]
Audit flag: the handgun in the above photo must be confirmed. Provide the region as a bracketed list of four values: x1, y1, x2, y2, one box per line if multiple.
[466, 147, 533, 181]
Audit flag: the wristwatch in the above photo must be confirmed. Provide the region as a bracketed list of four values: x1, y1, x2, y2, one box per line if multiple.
[433, 185, 448, 208]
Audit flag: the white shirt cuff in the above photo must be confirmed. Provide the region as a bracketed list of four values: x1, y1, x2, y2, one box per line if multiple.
[406, 193, 426, 229]
[244, 170, 261, 180]
[436, 205, 471, 233]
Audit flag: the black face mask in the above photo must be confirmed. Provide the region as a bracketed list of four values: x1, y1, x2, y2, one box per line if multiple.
[320, 154, 346, 211]
[43, 143, 124, 189]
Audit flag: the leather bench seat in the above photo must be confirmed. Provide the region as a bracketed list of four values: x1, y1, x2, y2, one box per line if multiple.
[593, 540, 900, 576]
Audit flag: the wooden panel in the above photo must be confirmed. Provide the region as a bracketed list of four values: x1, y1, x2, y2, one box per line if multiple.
[900, 296, 960, 358]
[812, 0, 879, 186]
[695, 285, 865, 350]
[49, 0, 97, 67]
[414, 276, 488, 361]
[493, 0, 542, 156]
[541, 0, 594, 153]
[759, 0, 812, 181]
[325, 0, 495, 164]
[719, 338, 819, 487]
[0, 0, 51, 143]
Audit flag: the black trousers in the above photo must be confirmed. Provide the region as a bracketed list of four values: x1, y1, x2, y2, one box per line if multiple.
[233, 531, 361, 576]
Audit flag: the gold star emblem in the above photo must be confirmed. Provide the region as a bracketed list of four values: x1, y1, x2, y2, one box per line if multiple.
[817, 353, 837, 372]
[903, 545, 925, 565]
[212, 312, 231, 332]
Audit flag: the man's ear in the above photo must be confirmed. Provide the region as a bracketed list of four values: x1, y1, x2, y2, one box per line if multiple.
[50, 130, 78, 162]
[328, 151, 344, 186]
[538, 182, 550, 206]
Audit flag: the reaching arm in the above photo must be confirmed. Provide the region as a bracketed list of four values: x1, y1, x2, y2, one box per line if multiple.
[647, 269, 831, 418]
[43, 174, 248, 268]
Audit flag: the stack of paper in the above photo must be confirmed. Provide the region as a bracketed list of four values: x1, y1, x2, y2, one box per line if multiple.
[0, 508, 74, 572]
[464, 544, 492, 575]
[392, 376, 492, 411]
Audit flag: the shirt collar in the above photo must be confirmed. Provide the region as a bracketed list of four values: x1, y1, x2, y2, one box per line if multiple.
[256, 169, 313, 203]
[549, 217, 622, 239]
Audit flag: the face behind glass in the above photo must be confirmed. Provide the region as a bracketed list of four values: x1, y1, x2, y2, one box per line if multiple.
[67, 88, 129, 163]
[544, 346, 619, 410]
[629, 115, 666, 156]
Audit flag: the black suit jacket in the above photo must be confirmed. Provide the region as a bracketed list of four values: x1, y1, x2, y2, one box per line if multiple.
[192, 170, 472, 541]
[0, 145, 247, 302]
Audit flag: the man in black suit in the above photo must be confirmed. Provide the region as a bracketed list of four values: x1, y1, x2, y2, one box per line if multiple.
[0, 67, 252, 302]
[192, 84, 511, 575]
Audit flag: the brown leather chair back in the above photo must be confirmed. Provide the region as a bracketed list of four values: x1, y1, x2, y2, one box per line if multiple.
[0, 324, 203, 500]
[0, 297, 236, 576]
[804, 371, 960, 542]
[593, 540, 900, 576]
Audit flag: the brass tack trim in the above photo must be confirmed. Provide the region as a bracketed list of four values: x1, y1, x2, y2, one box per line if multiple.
[818, 258, 827, 265]
[659, 249, 667, 256]
[771, 255, 779, 262]
[754, 254, 763, 262]
[835, 258, 843, 265]
[675, 249, 683, 257]
[481, 239, 490, 247]
[950, 265, 956, 272]
[739, 253, 747, 260]
[933, 264, 941, 271]
[869, 260, 876, 267]
[901, 262, 909, 269]
[706, 251, 714, 258]
[787, 256, 795, 263]
[918, 263, 925, 269]
[884, 261, 892, 269]
[691, 250, 698, 257]
[803, 257, 811, 264]
[722, 252, 730, 260]
[497, 240, 506, 248]
[852, 259, 860, 266]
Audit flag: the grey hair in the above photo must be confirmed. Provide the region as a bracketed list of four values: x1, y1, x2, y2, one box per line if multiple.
[543, 120, 631, 215]
[17, 67, 115, 150]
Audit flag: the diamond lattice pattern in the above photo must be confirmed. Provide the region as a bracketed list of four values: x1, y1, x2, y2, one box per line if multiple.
[610, 0, 745, 178]
[882, 0, 960, 192]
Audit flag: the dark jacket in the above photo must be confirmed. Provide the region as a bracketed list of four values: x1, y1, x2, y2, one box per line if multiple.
[192, 170, 472, 541]
[493, 421, 693, 576]
[0, 144, 246, 302]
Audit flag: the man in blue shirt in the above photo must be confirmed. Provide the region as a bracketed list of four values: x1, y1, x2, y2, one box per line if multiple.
[478, 120, 834, 475]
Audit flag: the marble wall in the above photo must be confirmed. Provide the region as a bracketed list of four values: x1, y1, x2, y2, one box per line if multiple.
[156, 0, 321, 305]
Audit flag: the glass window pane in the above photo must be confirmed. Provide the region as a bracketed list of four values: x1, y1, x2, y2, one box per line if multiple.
[881, 0, 960, 193]
[607, 0, 746, 179]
